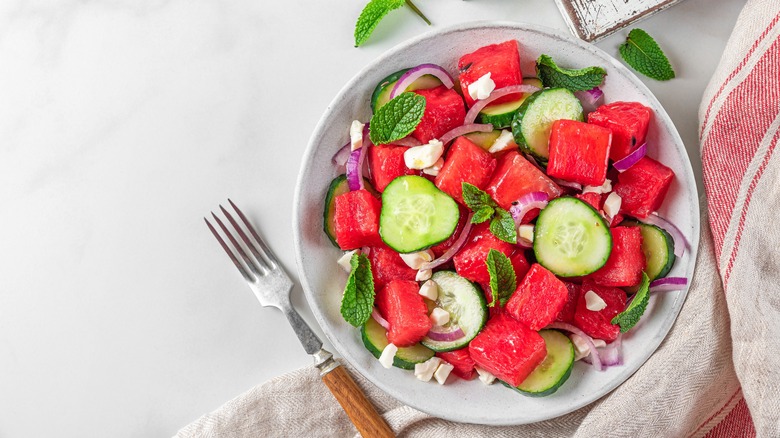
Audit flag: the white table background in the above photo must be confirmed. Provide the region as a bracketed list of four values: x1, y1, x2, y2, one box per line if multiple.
[0, 0, 745, 436]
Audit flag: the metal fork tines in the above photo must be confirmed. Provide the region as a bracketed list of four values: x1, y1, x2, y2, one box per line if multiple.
[205, 200, 323, 356]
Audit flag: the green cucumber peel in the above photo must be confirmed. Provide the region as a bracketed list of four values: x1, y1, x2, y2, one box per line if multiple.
[619, 29, 675, 81]
[369, 92, 426, 145]
[340, 253, 375, 327]
[486, 249, 516, 307]
[536, 54, 607, 91]
[611, 272, 650, 333]
[461, 183, 517, 244]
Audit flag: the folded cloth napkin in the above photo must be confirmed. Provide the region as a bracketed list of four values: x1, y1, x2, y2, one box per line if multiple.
[178, 1, 780, 436]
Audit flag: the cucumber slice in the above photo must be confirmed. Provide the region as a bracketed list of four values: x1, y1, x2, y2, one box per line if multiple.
[522, 77, 543, 88]
[464, 130, 502, 150]
[371, 69, 443, 113]
[509, 329, 575, 397]
[624, 220, 676, 281]
[512, 88, 584, 161]
[323, 175, 378, 247]
[534, 197, 612, 277]
[362, 316, 434, 369]
[421, 271, 488, 352]
[477, 78, 542, 129]
[379, 175, 460, 253]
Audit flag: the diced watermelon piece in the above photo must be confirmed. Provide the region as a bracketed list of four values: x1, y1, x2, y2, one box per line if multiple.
[588, 102, 652, 161]
[368, 246, 417, 290]
[547, 120, 612, 186]
[510, 251, 531, 283]
[458, 41, 523, 107]
[485, 151, 562, 210]
[430, 206, 469, 258]
[614, 157, 674, 219]
[453, 222, 514, 284]
[469, 313, 547, 386]
[368, 145, 416, 192]
[573, 281, 626, 342]
[436, 349, 477, 380]
[505, 264, 569, 330]
[589, 226, 645, 287]
[609, 212, 625, 227]
[556, 282, 581, 323]
[375, 280, 432, 347]
[576, 192, 601, 210]
[411, 86, 466, 144]
[435, 136, 497, 204]
[333, 189, 383, 250]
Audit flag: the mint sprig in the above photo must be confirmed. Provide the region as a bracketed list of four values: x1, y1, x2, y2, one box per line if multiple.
[369, 92, 426, 145]
[536, 54, 607, 91]
[486, 249, 517, 307]
[490, 208, 517, 244]
[611, 272, 650, 333]
[340, 253, 375, 327]
[354, 0, 430, 47]
[461, 182, 517, 244]
[619, 29, 675, 81]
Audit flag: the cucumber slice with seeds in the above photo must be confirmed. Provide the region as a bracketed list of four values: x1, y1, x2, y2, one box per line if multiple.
[506, 329, 575, 397]
[512, 88, 584, 161]
[362, 317, 434, 369]
[624, 220, 676, 281]
[421, 271, 488, 352]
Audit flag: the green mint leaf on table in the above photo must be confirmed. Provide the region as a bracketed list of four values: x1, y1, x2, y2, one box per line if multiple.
[536, 54, 607, 91]
[490, 208, 517, 244]
[340, 253, 375, 327]
[369, 92, 426, 145]
[611, 272, 650, 333]
[619, 29, 675, 81]
[354, 0, 430, 47]
[486, 249, 517, 307]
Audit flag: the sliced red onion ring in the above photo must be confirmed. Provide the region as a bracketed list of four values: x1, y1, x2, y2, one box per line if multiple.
[439, 123, 493, 145]
[597, 333, 622, 366]
[509, 192, 549, 225]
[574, 87, 604, 114]
[613, 142, 647, 172]
[346, 148, 364, 191]
[552, 178, 582, 190]
[465, 84, 541, 124]
[420, 213, 474, 271]
[390, 63, 455, 99]
[649, 277, 688, 293]
[332, 142, 351, 167]
[371, 309, 389, 330]
[547, 322, 603, 371]
[389, 136, 423, 147]
[426, 326, 465, 342]
[642, 213, 689, 258]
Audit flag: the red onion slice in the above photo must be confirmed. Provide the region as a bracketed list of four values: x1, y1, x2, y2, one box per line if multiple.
[574, 87, 604, 114]
[420, 213, 474, 271]
[552, 178, 582, 191]
[426, 326, 465, 342]
[613, 142, 647, 172]
[439, 123, 494, 145]
[649, 277, 688, 293]
[509, 191, 549, 225]
[389, 136, 423, 147]
[598, 333, 623, 366]
[332, 142, 351, 167]
[346, 148, 364, 191]
[642, 213, 689, 258]
[371, 309, 389, 330]
[547, 322, 604, 371]
[465, 84, 541, 124]
[390, 64, 455, 99]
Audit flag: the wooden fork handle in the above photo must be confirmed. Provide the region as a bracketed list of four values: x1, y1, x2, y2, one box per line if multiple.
[319, 361, 395, 437]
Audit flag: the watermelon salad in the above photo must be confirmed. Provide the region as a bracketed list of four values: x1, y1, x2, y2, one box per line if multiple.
[324, 40, 690, 395]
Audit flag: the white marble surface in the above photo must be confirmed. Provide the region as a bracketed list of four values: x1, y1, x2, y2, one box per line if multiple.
[0, 0, 745, 436]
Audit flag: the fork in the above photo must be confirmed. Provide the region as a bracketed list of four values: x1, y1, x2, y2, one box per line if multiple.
[205, 200, 394, 438]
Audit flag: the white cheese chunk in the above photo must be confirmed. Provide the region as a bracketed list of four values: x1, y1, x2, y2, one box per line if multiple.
[467, 73, 495, 101]
[378, 343, 398, 369]
[416, 269, 432, 282]
[603, 192, 622, 220]
[475, 366, 496, 385]
[399, 249, 434, 270]
[414, 357, 442, 382]
[418, 280, 439, 301]
[350, 120, 365, 151]
[404, 139, 444, 170]
[337, 250, 357, 273]
[582, 179, 612, 195]
[429, 307, 450, 326]
[422, 157, 445, 176]
[584, 290, 608, 311]
[434, 362, 455, 385]
[518, 224, 535, 245]
[487, 129, 517, 153]
[571, 334, 607, 361]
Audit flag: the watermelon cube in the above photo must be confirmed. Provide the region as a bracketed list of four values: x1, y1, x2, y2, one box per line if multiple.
[510, 251, 531, 283]
[575, 192, 601, 211]
[588, 102, 652, 161]
[453, 222, 514, 284]
[468, 313, 547, 386]
[458, 41, 523, 107]
[375, 280, 432, 347]
[368, 246, 418, 290]
[555, 282, 581, 323]
[436, 349, 477, 380]
[505, 264, 570, 330]
[547, 120, 612, 186]
[485, 151, 562, 210]
[613, 157, 674, 219]
[333, 189, 383, 250]
[435, 136, 497, 204]
[589, 226, 645, 287]
[368, 145, 417, 192]
[573, 281, 626, 342]
[411, 86, 466, 144]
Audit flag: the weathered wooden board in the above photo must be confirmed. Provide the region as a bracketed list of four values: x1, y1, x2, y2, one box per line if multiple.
[555, 0, 687, 42]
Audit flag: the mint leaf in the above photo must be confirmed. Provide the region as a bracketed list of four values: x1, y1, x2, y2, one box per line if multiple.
[619, 29, 675, 81]
[340, 253, 375, 327]
[462, 182, 496, 211]
[471, 207, 494, 224]
[490, 208, 517, 244]
[486, 249, 517, 307]
[611, 272, 650, 333]
[536, 54, 607, 91]
[369, 92, 426, 144]
[354, 0, 405, 47]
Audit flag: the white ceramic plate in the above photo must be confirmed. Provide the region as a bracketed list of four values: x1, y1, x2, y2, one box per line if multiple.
[293, 22, 699, 425]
